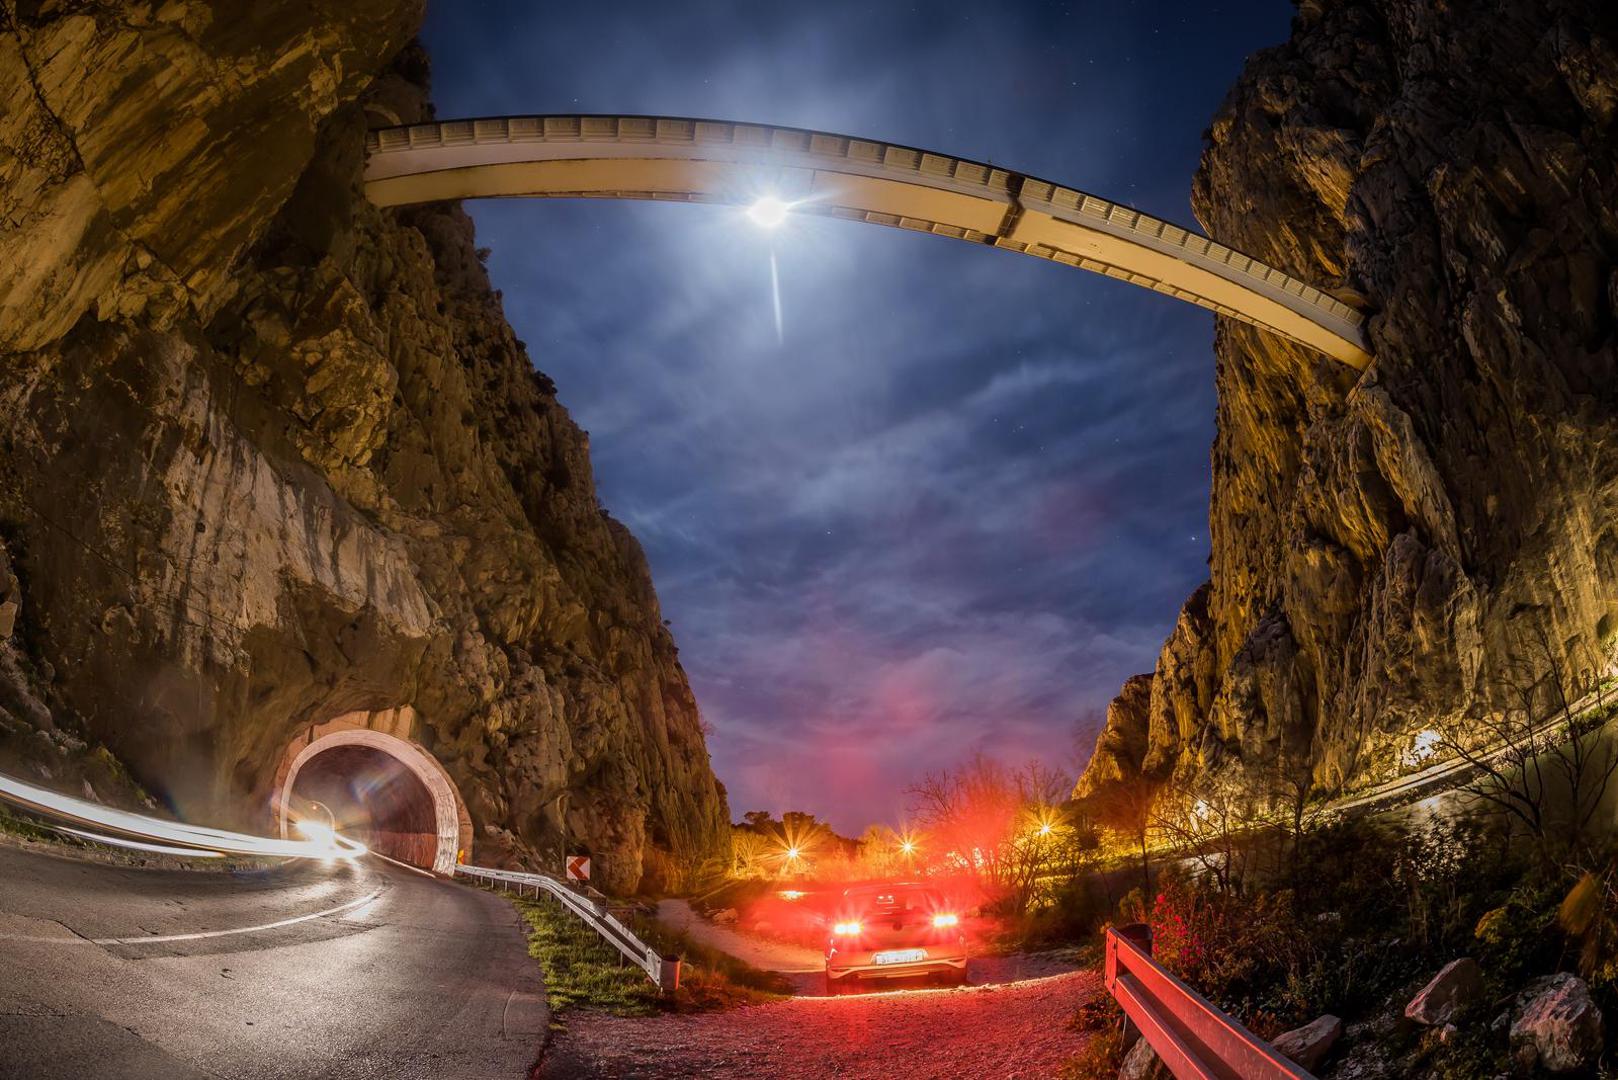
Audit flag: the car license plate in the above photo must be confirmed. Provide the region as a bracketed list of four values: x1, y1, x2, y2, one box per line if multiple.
[873, 948, 926, 965]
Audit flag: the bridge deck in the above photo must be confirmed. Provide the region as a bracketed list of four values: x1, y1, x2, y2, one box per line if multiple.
[363, 115, 1370, 368]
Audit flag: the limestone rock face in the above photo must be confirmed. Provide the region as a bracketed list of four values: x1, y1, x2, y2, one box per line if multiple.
[1080, 0, 1618, 803]
[0, 9, 729, 891]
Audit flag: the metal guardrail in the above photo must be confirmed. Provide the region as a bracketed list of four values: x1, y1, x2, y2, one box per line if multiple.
[455, 863, 680, 992]
[1104, 925, 1315, 1080]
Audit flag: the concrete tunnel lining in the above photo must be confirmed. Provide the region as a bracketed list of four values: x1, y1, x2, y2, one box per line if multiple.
[276, 726, 473, 876]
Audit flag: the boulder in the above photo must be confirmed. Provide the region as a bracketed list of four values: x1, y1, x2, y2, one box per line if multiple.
[1272, 1014, 1342, 1071]
[1118, 1036, 1165, 1080]
[1510, 973, 1603, 1073]
[1405, 958, 1483, 1026]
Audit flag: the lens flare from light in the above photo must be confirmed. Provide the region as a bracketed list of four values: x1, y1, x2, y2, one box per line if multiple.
[747, 195, 791, 229]
[833, 920, 863, 936]
[932, 913, 959, 929]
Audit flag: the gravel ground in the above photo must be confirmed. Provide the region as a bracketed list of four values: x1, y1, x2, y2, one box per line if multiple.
[540, 969, 1098, 1079]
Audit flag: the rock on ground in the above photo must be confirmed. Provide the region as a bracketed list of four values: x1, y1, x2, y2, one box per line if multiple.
[1510, 973, 1604, 1073]
[1118, 1034, 1166, 1080]
[1405, 958, 1483, 1027]
[1272, 1013, 1342, 1071]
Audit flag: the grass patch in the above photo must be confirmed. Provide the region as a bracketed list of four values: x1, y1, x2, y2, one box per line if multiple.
[509, 891, 790, 1020]
[514, 895, 661, 1018]
[0, 804, 71, 844]
[628, 913, 793, 1010]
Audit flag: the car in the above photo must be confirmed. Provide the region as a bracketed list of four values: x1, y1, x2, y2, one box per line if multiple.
[824, 882, 967, 994]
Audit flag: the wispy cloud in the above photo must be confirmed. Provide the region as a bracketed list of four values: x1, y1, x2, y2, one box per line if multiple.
[423, 0, 1292, 832]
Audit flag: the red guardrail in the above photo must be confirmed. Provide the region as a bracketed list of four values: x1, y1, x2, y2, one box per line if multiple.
[1104, 925, 1316, 1080]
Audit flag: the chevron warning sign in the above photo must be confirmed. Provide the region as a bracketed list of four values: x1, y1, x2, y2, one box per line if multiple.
[566, 855, 590, 882]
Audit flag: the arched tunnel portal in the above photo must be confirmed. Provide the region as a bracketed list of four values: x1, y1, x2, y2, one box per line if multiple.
[273, 713, 473, 876]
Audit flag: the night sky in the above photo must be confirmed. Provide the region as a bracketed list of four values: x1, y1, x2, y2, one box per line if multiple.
[421, 1, 1295, 834]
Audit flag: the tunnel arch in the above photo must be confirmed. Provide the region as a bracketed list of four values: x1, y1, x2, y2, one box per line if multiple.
[272, 709, 473, 876]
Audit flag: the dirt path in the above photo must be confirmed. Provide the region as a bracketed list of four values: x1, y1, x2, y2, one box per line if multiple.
[540, 970, 1098, 1079]
[656, 898, 824, 972]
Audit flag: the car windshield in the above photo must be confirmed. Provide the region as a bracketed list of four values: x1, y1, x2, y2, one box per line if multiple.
[853, 887, 939, 918]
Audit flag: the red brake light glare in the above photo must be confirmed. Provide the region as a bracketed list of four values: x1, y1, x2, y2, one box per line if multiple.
[833, 920, 862, 936]
[932, 913, 959, 929]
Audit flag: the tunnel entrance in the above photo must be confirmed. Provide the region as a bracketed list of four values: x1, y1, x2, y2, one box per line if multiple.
[290, 745, 439, 868]
[273, 715, 473, 876]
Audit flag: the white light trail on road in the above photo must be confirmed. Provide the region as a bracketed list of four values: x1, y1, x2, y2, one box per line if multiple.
[0, 772, 367, 861]
[91, 886, 386, 946]
[55, 826, 225, 858]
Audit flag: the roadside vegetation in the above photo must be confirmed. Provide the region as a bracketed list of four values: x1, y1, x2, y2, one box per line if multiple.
[511, 892, 788, 1021]
[0, 802, 68, 844]
[1059, 663, 1618, 1077]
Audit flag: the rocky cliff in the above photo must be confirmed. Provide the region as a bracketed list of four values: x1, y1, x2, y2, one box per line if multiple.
[1079, 0, 1618, 803]
[0, 3, 729, 891]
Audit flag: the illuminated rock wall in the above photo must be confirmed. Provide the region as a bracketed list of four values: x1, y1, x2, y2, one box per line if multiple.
[1080, 0, 1618, 801]
[0, 6, 728, 892]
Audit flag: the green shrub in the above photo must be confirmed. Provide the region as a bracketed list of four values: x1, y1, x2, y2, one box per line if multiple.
[1474, 876, 1561, 989]
[1057, 1027, 1125, 1080]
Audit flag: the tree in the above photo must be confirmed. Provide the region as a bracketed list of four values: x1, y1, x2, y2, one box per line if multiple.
[1084, 770, 1162, 899]
[730, 826, 771, 877]
[907, 754, 1076, 914]
[1150, 778, 1261, 896]
[1434, 615, 1618, 861]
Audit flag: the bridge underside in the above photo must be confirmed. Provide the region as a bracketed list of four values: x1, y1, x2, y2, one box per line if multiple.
[363, 115, 1371, 368]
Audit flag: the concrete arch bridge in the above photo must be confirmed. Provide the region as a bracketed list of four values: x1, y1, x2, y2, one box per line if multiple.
[362, 114, 1371, 368]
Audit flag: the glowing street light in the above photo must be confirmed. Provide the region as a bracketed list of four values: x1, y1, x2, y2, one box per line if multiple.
[900, 839, 916, 856]
[746, 195, 792, 229]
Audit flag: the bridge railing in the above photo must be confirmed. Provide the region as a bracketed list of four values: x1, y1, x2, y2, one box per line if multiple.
[455, 863, 680, 992]
[364, 116, 1370, 366]
[1104, 925, 1315, 1080]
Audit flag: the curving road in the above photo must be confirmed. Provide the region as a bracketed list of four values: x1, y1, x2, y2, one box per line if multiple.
[0, 843, 545, 1079]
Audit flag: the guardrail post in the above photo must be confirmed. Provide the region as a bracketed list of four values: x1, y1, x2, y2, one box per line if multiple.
[1111, 923, 1151, 1046]
[658, 953, 681, 994]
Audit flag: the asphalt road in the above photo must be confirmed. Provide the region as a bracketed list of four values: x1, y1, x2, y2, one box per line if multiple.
[0, 842, 546, 1079]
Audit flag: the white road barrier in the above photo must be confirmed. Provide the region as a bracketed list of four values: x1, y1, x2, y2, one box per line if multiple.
[455, 863, 680, 992]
